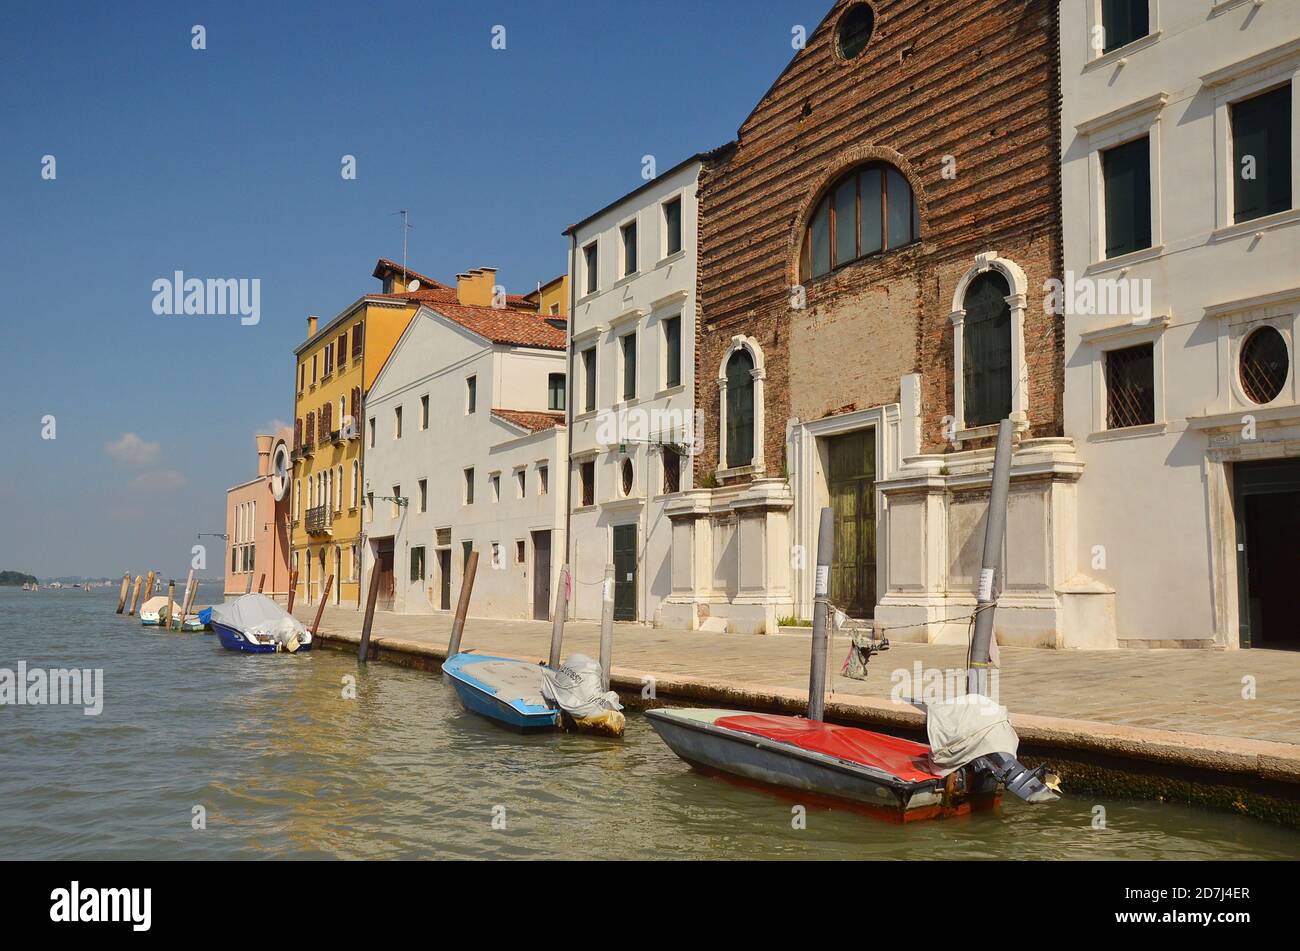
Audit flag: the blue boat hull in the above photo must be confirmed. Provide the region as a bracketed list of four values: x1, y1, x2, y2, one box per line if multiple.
[443, 654, 559, 732]
[212, 620, 312, 654]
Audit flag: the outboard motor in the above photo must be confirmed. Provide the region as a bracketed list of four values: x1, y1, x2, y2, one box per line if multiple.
[971, 751, 1060, 803]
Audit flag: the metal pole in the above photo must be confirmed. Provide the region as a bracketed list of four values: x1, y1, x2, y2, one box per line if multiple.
[446, 551, 479, 657]
[598, 564, 615, 690]
[968, 418, 1014, 696]
[548, 564, 570, 669]
[808, 507, 834, 722]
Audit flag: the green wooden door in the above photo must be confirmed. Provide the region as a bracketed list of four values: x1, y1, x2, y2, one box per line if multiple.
[827, 430, 877, 618]
[612, 524, 637, 622]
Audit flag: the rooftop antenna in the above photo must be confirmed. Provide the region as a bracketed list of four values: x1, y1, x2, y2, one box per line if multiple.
[391, 209, 412, 284]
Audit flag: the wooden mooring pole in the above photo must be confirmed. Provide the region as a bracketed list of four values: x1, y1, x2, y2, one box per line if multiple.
[143, 571, 156, 606]
[166, 580, 176, 631]
[116, 574, 130, 614]
[311, 574, 333, 636]
[446, 551, 480, 657]
[286, 569, 298, 613]
[357, 564, 382, 664]
[807, 507, 834, 723]
[257, 573, 266, 594]
[175, 569, 194, 630]
[547, 564, 570, 669]
[598, 564, 615, 690]
[128, 575, 144, 616]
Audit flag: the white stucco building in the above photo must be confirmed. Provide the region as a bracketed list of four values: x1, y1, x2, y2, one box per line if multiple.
[1061, 0, 1300, 648]
[362, 282, 569, 621]
[564, 155, 709, 625]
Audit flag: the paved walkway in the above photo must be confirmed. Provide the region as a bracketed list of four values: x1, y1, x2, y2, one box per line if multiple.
[293, 604, 1300, 748]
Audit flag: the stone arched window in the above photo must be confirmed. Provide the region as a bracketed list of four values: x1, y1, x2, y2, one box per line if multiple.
[949, 251, 1029, 436]
[717, 336, 766, 473]
[799, 162, 920, 282]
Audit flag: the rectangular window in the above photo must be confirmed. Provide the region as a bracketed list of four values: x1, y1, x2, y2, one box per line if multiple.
[337, 333, 348, 368]
[583, 347, 597, 412]
[311, 354, 318, 384]
[663, 197, 682, 256]
[1101, 0, 1149, 55]
[368, 417, 376, 448]
[1232, 84, 1293, 224]
[621, 333, 637, 401]
[366, 491, 374, 523]
[391, 486, 401, 519]
[663, 316, 682, 388]
[324, 343, 334, 376]
[299, 364, 305, 392]
[580, 460, 595, 507]
[418, 478, 427, 513]
[662, 446, 681, 494]
[538, 464, 549, 495]
[351, 323, 364, 360]
[548, 373, 566, 411]
[420, 394, 430, 430]
[1102, 136, 1152, 259]
[466, 376, 477, 414]
[464, 468, 475, 505]
[621, 221, 638, 276]
[394, 406, 403, 439]
[516, 469, 526, 498]
[410, 546, 426, 583]
[1105, 344, 1155, 430]
[516, 540, 526, 564]
[491, 473, 501, 502]
[583, 242, 598, 295]
[462, 540, 473, 570]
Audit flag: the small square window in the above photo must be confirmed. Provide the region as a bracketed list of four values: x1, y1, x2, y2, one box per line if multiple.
[516, 540, 526, 564]
[548, 373, 566, 412]
[1100, 0, 1149, 55]
[1105, 344, 1155, 429]
[538, 464, 549, 495]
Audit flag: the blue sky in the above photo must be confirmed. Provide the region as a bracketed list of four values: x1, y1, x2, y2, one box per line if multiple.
[0, 0, 828, 579]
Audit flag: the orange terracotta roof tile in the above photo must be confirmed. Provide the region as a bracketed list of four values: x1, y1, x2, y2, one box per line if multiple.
[492, 409, 566, 433]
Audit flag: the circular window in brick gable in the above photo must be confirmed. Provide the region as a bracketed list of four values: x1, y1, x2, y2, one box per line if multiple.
[1239, 326, 1289, 405]
[836, 3, 876, 61]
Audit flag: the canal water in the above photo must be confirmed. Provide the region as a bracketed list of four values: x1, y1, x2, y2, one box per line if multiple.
[3, 587, 1299, 860]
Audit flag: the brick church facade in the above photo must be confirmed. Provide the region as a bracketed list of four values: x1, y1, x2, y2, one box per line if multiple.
[663, 0, 1114, 646]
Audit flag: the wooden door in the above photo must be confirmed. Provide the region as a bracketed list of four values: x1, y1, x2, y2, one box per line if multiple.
[532, 530, 552, 621]
[827, 429, 877, 618]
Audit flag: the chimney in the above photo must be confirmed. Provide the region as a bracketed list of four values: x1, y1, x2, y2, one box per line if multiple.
[456, 267, 498, 307]
[307, 315, 319, 339]
[255, 435, 274, 477]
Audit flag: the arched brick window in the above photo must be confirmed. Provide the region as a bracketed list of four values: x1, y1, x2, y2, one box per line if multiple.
[725, 349, 755, 469]
[800, 162, 920, 282]
[962, 272, 1013, 427]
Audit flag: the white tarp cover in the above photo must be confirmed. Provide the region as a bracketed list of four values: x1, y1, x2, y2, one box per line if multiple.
[540, 654, 623, 720]
[210, 594, 308, 646]
[140, 596, 171, 616]
[925, 693, 1020, 777]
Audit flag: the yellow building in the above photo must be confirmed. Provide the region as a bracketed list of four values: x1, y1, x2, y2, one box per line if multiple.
[291, 259, 441, 606]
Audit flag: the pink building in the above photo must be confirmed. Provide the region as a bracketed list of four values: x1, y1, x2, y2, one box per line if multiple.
[224, 431, 292, 597]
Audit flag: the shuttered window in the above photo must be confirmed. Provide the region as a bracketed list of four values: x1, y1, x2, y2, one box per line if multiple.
[1101, 0, 1149, 54]
[1233, 84, 1293, 224]
[725, 349, 755, 469]
[583, 347, 597, 412]
[1102, 136, 1152, 259]
[351, 322, 363, 360]
[664, 316, 682, 388]
[962, 272, 1013, 428]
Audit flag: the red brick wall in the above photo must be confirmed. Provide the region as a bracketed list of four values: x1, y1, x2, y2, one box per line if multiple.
[697, 0, 1064, 479]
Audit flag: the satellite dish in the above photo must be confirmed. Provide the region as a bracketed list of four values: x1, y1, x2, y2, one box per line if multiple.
[270, 439, 291, 501]
[407, 278, 421, 292]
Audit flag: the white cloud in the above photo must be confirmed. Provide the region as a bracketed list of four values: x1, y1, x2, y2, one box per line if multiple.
[130, 469, 187, 491]
[105, 432, 161, 467]
[257, 419, 289, 437]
